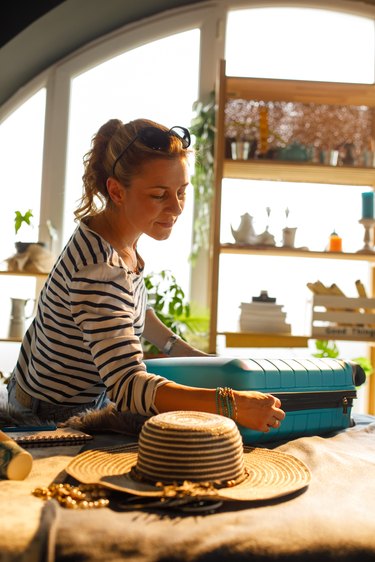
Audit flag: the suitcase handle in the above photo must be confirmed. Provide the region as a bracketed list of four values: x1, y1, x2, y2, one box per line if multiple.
[350, 362, 366, 387]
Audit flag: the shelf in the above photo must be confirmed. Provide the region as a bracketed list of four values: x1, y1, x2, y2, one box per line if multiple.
[226, 75, 375, 106]
[223, 332, 375, 348]
[0, 337, 22, 343]
[0, 270, 49, 278]
[311, 333, 375, 344]
[223, 332, 309, 348]
[223, 160, 375, 186]
[220, 244, 375, 262]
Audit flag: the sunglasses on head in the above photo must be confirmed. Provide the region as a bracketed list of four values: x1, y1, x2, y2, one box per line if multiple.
[112, 125, 191, 177]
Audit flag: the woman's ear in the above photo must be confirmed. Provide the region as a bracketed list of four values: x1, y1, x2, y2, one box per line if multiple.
[106, 177, 125, 206]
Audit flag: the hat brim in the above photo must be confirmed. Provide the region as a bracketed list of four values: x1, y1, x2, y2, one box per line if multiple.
[66, 444, 311, 502]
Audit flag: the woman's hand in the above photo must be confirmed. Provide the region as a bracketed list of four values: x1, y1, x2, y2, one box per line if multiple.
[234, 390, 285, 432]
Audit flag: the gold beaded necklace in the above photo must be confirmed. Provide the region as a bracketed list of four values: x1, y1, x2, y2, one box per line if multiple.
[33, 483, 109, 509]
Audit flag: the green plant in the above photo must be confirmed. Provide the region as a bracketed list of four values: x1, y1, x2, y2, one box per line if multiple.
[351, 356, 373, 378]
[312, 339, 340, 358]
[313, 339, 373, 379]
[142, 270, 209, 356]
[190, 91, 216, 264]
[14, 209, 33, 235]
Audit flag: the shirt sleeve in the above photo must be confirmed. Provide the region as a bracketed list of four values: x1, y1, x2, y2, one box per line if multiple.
[70, 263, 168, 416]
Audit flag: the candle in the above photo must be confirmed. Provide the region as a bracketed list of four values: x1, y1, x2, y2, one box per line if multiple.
[361, 192, 374, 219]
[328, 231, 342, 252]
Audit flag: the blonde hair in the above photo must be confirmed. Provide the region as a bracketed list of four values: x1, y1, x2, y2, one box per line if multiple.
[74, 118, 190, 222]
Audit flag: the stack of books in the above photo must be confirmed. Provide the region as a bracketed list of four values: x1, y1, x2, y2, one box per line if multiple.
[239, 298, 291, 334]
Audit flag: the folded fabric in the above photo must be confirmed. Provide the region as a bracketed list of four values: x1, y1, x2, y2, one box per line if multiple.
[39, 417, 375, 562]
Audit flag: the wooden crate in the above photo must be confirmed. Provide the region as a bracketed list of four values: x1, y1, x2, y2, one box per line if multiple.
[311, 295, 375, 341]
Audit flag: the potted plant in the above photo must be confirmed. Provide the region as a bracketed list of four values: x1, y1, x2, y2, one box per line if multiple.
[229, 120, 258, 160]
[14, 210, 58, 254]
[7, 209, 57, 274]
[14, 209, 36, 253]
[142, 269, 209, 356]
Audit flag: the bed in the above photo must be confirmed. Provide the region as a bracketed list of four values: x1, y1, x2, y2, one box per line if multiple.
[2, 412, 375, 562]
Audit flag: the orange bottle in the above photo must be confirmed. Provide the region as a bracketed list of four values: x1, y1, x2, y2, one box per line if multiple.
[328, 230, 342, 252]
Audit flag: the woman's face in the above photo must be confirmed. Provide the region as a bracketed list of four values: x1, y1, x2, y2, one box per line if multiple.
[120, 157, 190, 241]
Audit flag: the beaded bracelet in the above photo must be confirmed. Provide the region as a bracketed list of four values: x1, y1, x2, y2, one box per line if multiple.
[215, 387, 238, 421]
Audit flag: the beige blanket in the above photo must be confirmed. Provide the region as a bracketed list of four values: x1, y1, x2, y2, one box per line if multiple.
[0, 444, 84, 562]
[35, 416, 375, 562]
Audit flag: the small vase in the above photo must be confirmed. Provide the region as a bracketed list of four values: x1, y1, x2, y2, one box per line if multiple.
[282, 227, 297, 248]
[231, 141, 250, 160]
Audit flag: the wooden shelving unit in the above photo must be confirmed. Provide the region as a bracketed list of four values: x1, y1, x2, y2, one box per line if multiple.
[208, 59, 375, 412]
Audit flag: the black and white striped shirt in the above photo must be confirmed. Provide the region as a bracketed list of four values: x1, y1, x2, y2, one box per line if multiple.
[13, 222, 168, 416]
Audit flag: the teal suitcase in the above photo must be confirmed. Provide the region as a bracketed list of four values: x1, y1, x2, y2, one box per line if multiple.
[144, 356, 366, 444]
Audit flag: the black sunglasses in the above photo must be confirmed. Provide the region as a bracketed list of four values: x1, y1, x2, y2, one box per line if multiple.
[112, 125, 191, 176]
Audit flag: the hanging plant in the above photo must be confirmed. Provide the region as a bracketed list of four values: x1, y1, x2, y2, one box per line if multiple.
[190, 91, 216, 264]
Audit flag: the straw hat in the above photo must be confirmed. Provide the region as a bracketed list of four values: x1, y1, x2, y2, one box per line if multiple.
[66, 411, 311, 502]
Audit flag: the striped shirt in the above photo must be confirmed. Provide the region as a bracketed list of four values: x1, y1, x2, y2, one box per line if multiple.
[13, 222, 168, 416]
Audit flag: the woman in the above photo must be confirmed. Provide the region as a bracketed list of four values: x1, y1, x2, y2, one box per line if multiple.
[7, 118, 285, 431]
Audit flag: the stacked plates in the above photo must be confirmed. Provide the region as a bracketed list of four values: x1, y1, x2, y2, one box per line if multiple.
[239, 301, 291, 334]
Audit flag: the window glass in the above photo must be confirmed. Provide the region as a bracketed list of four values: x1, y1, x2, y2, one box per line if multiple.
[0, 89, 46, 261]
[226, 7, 374, 82]
[0, 88, 46, 345]
[64, 29, 200, 294]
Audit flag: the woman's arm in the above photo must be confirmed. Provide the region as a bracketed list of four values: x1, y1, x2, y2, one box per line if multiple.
[154, 381, 285, 432]
[143, 308, 286, 432]
[142, 307, 209, 357]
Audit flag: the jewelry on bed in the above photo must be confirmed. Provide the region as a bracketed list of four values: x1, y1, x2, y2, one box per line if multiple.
[33, 483, 109, 509]
[215, 387, 237, 421]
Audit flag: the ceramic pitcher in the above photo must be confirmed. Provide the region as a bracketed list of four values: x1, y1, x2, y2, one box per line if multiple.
[8, 298, 36, 339]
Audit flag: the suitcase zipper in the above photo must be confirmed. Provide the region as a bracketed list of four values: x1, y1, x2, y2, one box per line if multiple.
[272, 390, 356, 414]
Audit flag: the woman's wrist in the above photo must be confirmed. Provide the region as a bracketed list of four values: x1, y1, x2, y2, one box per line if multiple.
[168, 337, 208, 357]
[162, 333, 181, 356]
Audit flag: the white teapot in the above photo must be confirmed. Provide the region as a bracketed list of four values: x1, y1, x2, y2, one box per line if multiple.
[231, 213, 257, 244]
